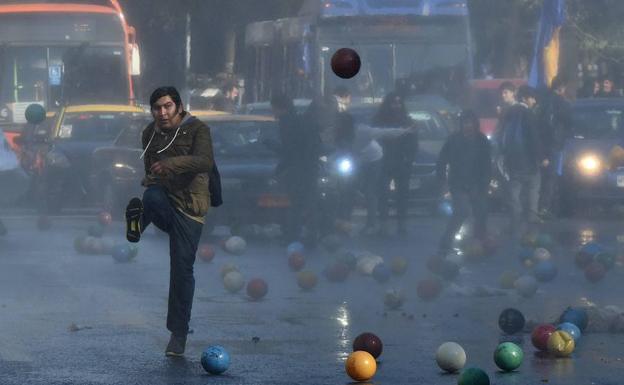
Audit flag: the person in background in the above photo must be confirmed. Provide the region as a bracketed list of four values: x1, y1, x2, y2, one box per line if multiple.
[212, 81, 240, 113]
[373, 92, 418, 236]
[436, 110, 491, 257]
[598, 75, 620, 98]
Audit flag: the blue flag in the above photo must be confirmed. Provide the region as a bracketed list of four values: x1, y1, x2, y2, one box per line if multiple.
[528, 0, 566, 89]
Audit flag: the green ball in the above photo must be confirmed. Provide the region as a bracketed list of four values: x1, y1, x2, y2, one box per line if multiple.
[493, 342, 523, 372]
[458, 367, 490, 385]
[24, 103, 46, 125]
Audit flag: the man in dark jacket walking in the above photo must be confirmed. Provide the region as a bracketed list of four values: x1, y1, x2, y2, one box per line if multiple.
[125, 86, 215, 357]
[436, 110, 491, 256]
[271, 94, 321, 245]
[499, 86, 542, 237]
[538, 76, 572, 217]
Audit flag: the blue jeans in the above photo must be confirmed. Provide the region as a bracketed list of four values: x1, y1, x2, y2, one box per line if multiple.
[141, 185, 203, 336]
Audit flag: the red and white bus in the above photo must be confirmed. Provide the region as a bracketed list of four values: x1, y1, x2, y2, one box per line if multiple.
[0, 0, 140, 148]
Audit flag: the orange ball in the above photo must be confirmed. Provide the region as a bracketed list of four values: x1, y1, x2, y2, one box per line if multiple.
[547, 330, 575, 357]
[345, 351, 377, 381]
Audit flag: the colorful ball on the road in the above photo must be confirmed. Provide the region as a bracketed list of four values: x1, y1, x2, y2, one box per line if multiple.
[200, 345, 230, 374]
[220, 263, 239, 279]
[557, 322, 581, 342]
[384, 289, 405, 310]
[331, 48, 361, 79]
[514, 275, 538, 298]
[287, 241, 304, 256]
[547, 330, 575, 357]
[111, 243, 135, 263]
[498, 308, 525, 335]
[198, 244, 216, 263]
[521, 230, 538, 247]
[533, 248, 551, 262]
[493, 342, 523, 372]
[296, 270, 318, 291]
[324, 262, 350, 283]
[531, 324, 556, 351]
[458, 367, 490, 385]
[225, 236, 246, 255]
[435, 342, 466, 373]
[595, 251, 616, 270]
[533, 260, 558, 282]
[353, 332, 383, 359]
[246, 278, 268, 300]
[98, 211, 113, 226]
[372, 263, 391, 284]
[559, 307, 589, 332]
[417, 278, 443, 301]
[288, 252, 306, 272]
[334, 251, 357, 270]
[499, 271, 519, 289]
[345, 350, 376, 381]
[223, 271, 245, 293]
[356, 255, 384, 275]
[584, 261, 606, 283]
[581, 241, 604, 256]
[390, 256, 408, 275]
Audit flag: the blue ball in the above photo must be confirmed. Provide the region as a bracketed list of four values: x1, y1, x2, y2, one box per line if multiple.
[372, 263, 391, 284]
[557, 322, 581, 342]
[201, 345, 230, 375]
[517, 247, 534, 265]
[287, 242, 304, 256]
[559, 307, 589, 332]
[533, 260, 558, 282]
[439, 199, 453, 216]
[581, 242, 604, 257]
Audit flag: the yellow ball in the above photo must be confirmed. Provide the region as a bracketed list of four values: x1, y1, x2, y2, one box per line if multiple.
[547, 330, 575, 357]
[345, 351, 377, 381]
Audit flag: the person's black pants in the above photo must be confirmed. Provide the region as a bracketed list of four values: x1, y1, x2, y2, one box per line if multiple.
[378, 160, 411, 227]
[141, 185, 203, 336]
[539, 162, 557, 213]
[283, 177, 319, 243]
[438, 188, 488, 255]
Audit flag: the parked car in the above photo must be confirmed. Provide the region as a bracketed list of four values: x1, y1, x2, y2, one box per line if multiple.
[92, 113, 293, 231]
[42, 104, 150, 210]
[558, 98, 624, 214]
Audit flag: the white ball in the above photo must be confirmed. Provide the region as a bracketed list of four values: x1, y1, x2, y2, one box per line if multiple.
[534, 248, 551, 261]
[356, 255, 384, 275]
[383, 288, 405, 310]
[225, 236, 247, 255]
[435, 342, 466, 373]
[223, 271, 245, 293]
[514, 275, 538, 298]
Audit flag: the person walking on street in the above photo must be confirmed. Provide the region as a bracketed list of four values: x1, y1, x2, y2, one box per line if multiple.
[125, 86, 215, 357]
[436, 110, 491, 257]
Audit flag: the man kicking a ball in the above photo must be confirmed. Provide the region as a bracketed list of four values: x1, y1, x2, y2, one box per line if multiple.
[126, 86, 214, 356]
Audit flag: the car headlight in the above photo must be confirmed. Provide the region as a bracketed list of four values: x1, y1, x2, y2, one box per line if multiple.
[577, 154, 602, 176]
[337, 157, 354, 176]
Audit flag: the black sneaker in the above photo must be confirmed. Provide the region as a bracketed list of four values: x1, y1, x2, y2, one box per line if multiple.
[165, 333, 187, 357]
[125, 197, 143, 243]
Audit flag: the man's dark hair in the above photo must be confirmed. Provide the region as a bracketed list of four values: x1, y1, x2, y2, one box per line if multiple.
[333, 85, 351, 98]
[270, 93, 294, 111]
[517, 85, 538, 101]
[499, 81, 517, 94]
[551, 75, 567, 91]
[459, 109, 480, 132]
[150, 86, 182, 111]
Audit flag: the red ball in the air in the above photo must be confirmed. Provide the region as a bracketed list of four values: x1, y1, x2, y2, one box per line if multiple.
[331, 48, 361, 79]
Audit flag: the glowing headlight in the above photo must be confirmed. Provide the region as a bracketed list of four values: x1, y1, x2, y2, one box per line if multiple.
[337, 157, 353, 175]
[577, 154, 602, 175]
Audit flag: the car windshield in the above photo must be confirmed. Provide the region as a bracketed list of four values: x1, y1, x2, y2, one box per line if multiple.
[572, 105, 624, 140]
[58, 111, 148, 142]
[207, 120, 279, 158]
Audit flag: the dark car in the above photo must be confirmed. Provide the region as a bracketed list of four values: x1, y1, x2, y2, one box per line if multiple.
[41, 104, 150, 210]
[558, 98, 624, 214]
[92, 112, 292, 231]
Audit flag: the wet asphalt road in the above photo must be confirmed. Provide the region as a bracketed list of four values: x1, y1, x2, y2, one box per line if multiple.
[0, 211, 623, 385]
